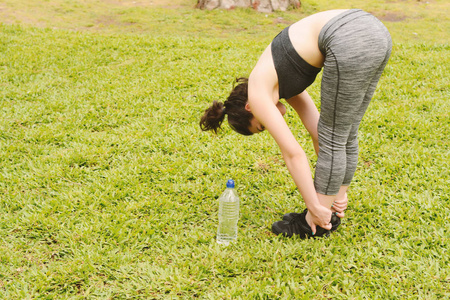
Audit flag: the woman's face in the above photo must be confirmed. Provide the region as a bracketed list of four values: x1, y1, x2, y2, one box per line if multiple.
[248, 102, 286, 134]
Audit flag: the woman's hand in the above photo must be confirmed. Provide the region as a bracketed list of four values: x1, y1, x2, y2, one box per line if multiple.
[331, 192, 348, 218]
[306, 205, 332, 234]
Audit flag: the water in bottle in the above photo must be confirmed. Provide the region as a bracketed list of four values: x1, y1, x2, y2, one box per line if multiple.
[217, 179, 240, 245]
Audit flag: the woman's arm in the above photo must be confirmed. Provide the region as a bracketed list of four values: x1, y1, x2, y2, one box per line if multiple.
[248, 50, 332, 231]
[286, 91, 320, 156]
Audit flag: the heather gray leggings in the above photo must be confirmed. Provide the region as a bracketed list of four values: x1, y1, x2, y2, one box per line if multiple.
[314, 9, 392, 195]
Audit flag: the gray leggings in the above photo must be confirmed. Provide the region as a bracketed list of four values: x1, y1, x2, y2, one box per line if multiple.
[314, 9, 392, 195]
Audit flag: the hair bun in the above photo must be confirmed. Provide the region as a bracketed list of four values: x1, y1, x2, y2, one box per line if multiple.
[200, 100, 226, 133]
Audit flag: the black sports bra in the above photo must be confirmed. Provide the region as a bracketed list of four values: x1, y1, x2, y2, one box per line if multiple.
[271, 26, 322, 100]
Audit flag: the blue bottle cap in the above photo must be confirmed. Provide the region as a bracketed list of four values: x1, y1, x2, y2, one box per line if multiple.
[226, 179, 235, 188]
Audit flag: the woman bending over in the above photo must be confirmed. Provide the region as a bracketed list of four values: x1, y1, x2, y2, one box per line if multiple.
[200, 9, 392, 238]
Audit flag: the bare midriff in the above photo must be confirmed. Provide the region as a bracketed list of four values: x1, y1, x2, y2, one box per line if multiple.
[288, 9, 349, 68]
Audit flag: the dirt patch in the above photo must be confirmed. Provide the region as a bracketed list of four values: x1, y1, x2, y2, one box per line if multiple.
[92, 15, 139, 30]
[373, 11, 407, 22]
[0, 7, 46, 27]
[101, 0, 152, 6]
[273, 17, 291, 25]
[386, 0, 433, 2]
[95, 15, 118, 27]
[101, 0, 189, 8]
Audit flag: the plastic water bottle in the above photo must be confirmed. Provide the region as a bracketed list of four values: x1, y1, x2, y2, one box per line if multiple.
[217, 179, 240, 245]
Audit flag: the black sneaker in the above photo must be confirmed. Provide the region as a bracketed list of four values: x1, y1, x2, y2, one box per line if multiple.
[272, 209, 330, 238]
[282, 209, 341, 232]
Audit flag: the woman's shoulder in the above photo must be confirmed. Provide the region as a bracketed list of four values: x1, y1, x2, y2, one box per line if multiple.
[249, 45, 280, 101]
[250, 45, 277, 79]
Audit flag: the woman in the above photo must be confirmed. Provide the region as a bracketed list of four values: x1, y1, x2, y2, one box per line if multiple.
[200, 9, 392, 238]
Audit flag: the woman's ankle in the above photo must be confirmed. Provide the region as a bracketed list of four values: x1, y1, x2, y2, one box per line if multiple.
[317, 193, 336, 209]
[336, 186, 349, 201]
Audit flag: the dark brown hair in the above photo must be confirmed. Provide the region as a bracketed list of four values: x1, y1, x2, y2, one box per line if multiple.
[199, 78, 253, 136]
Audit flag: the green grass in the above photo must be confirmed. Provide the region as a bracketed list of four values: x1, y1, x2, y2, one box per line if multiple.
[0, 0, 449, 298]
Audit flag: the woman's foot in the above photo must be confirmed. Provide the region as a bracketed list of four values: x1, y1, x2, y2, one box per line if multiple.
[282, 209, 341, 232]
[272, 209, 330, 238]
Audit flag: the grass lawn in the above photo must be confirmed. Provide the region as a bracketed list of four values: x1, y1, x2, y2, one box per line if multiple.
[0, 0, 449, 298]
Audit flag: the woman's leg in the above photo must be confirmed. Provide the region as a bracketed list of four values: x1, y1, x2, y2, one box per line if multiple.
[316, 44, 391, 220]
[342, 47, 392, 186]
[314, 12, 392, 198]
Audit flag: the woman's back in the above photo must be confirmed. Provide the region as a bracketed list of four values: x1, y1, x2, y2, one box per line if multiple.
[288, 9, 349, 68]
